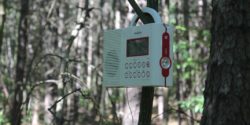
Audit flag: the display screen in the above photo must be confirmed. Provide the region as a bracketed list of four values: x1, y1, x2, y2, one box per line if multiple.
[127, 37, 149, 57]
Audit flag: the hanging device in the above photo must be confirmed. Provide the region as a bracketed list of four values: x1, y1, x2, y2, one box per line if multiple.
[103, 7, 173, 87]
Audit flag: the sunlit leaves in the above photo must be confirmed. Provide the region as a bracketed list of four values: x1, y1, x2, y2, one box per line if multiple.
[179, 95, 204, 113]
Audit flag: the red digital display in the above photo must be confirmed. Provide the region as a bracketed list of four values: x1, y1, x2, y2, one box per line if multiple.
[126, 37, 149, 57]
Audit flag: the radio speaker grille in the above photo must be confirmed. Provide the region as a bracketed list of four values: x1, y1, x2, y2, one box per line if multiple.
[103, 30, 122, 83]
[105, 51, 119, 77]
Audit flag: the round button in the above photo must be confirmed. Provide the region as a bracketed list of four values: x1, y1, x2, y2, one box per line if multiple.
[141, 71, 145, 78]
[146, 71, 150, 77]
[142, 62, 146, 68]
[133, 62, 137, 69]
[146, 61, 150, 68]
[129, 72, 132, 78]
[137, 71, 141, 78]
[137, 62, 141, 68]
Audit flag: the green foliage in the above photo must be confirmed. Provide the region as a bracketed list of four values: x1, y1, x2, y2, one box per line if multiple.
[174, 39, 199, 81]
[173, 24, 211, 88]
[0, 111, 9, 125]
[179, 95, 204, 113]
[175, 25, 187, 31]
[172, 24, 210, 116]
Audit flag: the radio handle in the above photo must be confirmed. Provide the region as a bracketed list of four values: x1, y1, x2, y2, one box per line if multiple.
[130, 7, 162, 26]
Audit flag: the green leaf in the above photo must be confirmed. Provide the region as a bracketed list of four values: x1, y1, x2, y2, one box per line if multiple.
[175, 25, 186, 31]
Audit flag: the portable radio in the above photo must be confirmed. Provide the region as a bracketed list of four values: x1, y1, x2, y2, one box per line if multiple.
[103, 7, 173, 87]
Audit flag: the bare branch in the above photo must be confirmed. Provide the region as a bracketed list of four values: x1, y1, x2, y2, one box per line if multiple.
[48, 89, 82, 123]
[47, 0, 57, 19]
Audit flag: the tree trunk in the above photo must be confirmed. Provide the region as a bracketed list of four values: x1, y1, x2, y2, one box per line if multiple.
[31, 91, 40, 125]
[11, 0, 29, 124]
[137, 1, 158, 125]
[157, 88, 164, 124]
[201, 0, 250, 125]
[0, 0, 5, 56]
[202, 0, 208, 28]
[66, 1, 84, 123]
[174, 1, 183, 124]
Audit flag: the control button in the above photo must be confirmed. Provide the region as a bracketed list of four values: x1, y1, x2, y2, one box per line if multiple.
[146, 71, 150, 78]
[141, 71, 145, 78]
[137, 62, 141, 68]
[125, 63, 129, 69]
[137, 71, 141, 78]
[142, 62, 146, 68]
[133, 62, 137, 69]
[129, 72, 132, 78]
[146, 61, 150, 68]
[133, 72, 136, 78]
[129, 63, 133, 69]
[125, 72, 128, 78]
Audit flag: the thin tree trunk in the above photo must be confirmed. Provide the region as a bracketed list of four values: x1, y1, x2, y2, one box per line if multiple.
[11, 0, 29, 124]
[44, 84, 56, 124]
[183, 0, 191, 98]
[66, 1, 84, 123]
[202, 0, 208, 28]
[183, 1, 193, 124]
[56, 0, 70, 124]
[31, 91, 40, 125]
[138, 1, 158, 125]
[0, 0, 5, 56]
[86, 32, 92, 88]
[201, 0, 250, 125]
[174, 1, 183, 124]
[157, 88, 164, 124]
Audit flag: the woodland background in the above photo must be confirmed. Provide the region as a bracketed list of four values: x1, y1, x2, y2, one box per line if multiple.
[0, 0, 211, 125]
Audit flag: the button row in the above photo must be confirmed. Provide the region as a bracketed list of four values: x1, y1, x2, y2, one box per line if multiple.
[125, 61, 150, 69]
[124, 71, 150, 79]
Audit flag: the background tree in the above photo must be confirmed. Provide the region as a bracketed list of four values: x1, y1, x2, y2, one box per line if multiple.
[0, 0, 5, 56]
[201, 0, 250, 125]
[10, 0, 29, 124]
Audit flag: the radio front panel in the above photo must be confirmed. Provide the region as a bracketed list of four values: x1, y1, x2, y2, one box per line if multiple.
[103, 23, 173, 87]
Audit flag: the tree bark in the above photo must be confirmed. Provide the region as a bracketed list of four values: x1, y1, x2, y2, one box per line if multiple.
[0, 0, 5, 56]
[174, 1, 183, 125]
[201, 0, 250, 125]
[11, 0, 29, 124]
